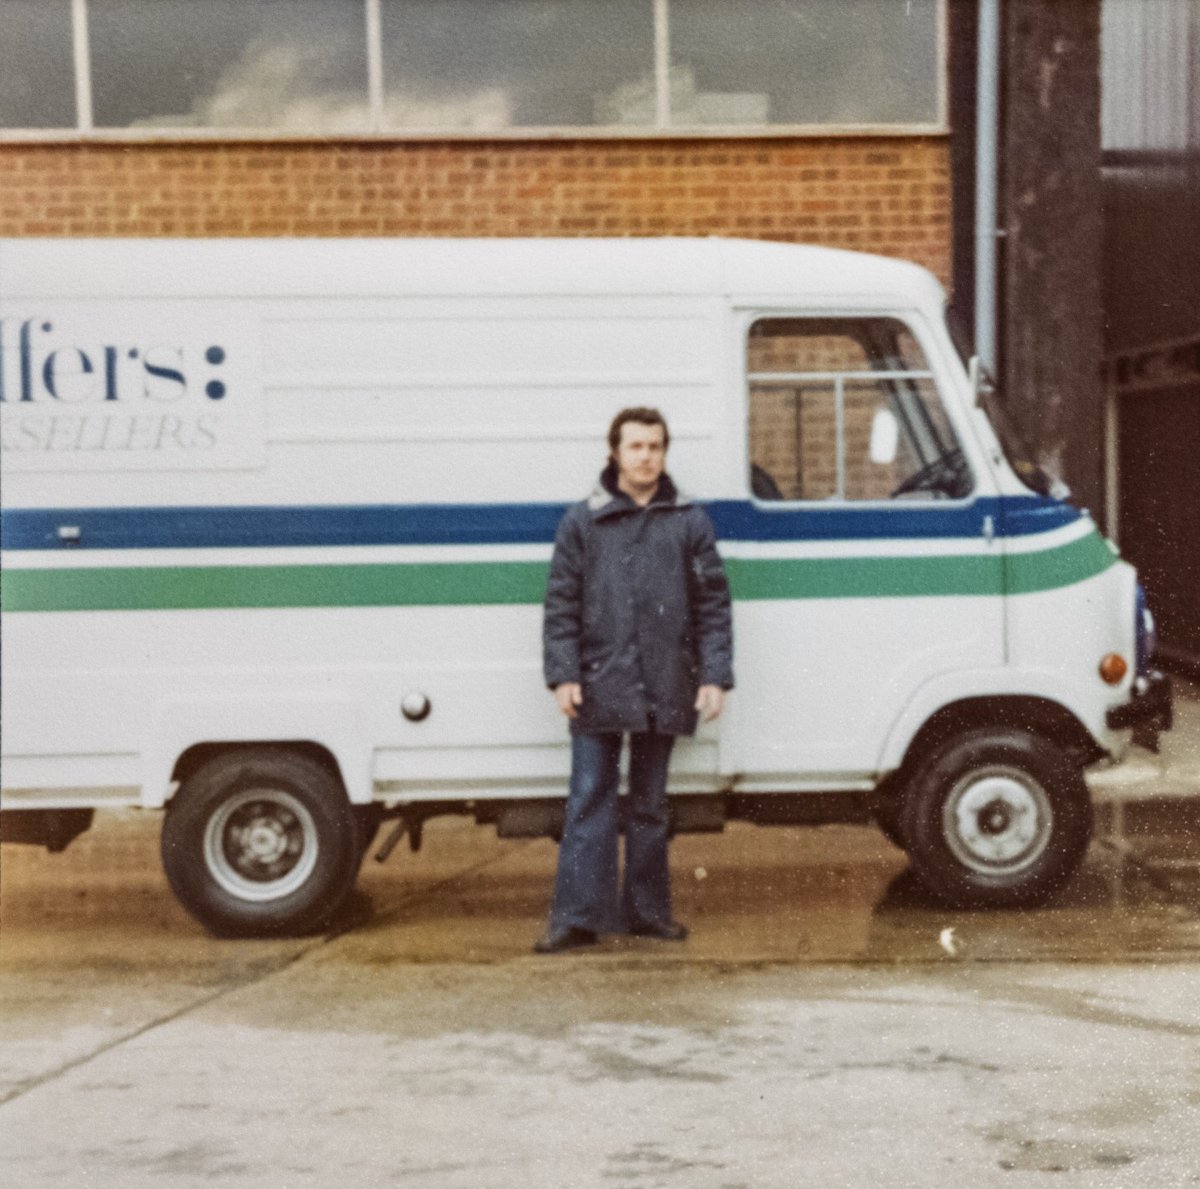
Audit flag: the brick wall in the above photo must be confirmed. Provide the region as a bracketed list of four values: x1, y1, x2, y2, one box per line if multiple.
[0, 137, 950, 281]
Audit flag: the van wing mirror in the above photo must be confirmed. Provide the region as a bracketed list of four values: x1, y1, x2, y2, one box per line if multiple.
[869, 408, 899, 465]
[968, 355, 996, 407]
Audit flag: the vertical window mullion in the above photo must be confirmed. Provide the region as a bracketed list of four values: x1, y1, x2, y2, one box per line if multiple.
[835, 375, 846, 500]
[366, 0, 384, 131]
[793, 387, 805, 500]
[654, 0, 670, 129]
[936, 0, 949, 131]
[72, 0, 93, 130]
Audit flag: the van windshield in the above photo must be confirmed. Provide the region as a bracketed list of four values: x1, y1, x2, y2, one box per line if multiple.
[943, 306, 1066, 500]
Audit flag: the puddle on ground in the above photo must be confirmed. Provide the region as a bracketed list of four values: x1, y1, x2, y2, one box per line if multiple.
[5, 811, 1197, 971]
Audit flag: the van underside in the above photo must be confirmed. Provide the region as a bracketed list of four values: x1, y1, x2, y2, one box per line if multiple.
[368, 791, 877, 859]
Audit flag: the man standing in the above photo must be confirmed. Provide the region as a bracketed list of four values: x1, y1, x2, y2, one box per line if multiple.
[535, 407, 734, 954]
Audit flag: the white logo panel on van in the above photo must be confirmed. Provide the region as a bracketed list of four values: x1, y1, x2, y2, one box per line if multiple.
[0, 304, 263, 471]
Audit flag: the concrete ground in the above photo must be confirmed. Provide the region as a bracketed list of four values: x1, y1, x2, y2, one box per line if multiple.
[3, 807, 1200, 1186]
[2, 685, 1198, 1186]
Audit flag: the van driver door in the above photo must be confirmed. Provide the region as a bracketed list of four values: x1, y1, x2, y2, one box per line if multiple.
[717, 312, 1004, 789]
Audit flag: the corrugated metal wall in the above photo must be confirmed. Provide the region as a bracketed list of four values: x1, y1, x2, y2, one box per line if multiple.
[1102, 0, 1200, 673]
[1102, 0, 1200, 150]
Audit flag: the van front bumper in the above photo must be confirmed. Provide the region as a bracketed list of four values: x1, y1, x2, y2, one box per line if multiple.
[1107, 670, 1173, 750]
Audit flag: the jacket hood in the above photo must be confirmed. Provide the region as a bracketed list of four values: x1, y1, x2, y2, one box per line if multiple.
[587, 462, 689, 515]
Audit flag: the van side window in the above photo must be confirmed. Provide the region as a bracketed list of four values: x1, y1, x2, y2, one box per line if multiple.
[747, 317, 970, 502]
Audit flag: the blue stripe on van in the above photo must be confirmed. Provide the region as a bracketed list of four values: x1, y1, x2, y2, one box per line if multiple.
[0, 495, 1080, 552]
[707, 496, 1080, 541]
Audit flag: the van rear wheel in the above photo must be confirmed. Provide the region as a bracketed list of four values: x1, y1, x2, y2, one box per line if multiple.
[900, 728, 1092, 909]
[162, 748, 360, 937]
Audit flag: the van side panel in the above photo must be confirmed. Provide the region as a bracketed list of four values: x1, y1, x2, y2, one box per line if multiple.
[2, 289, 729, 805]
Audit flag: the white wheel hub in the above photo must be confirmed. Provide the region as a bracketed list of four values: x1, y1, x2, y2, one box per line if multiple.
[942, 765, 1053, 875]
[204, 787, 319, 902]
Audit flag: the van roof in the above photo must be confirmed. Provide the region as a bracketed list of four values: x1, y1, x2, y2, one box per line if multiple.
[2, 236, 945, 308]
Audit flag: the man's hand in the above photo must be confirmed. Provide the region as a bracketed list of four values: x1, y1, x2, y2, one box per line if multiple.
[694, 685, 725, 723]
[554, 682, 583, 719]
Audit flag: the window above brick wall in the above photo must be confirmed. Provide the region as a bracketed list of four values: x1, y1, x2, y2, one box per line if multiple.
[1, 0, 946, 140]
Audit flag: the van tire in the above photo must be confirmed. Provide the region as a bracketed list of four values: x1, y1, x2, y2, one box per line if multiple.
[873, 803, 908, 851]
[353, 804, 386, 862]
[162, 748, 360, 937]
[899, 728, 1092, 909]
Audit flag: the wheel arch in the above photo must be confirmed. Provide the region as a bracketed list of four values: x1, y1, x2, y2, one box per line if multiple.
[145, 695, 371, 809]
[889, 694, 1103, 787]
[170, 740, 348, 799]
[877, 662, 1109, 780]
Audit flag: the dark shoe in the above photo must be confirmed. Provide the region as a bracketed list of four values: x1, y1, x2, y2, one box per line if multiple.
[628, 920, 688, 941]
[533, 925, 598, 954]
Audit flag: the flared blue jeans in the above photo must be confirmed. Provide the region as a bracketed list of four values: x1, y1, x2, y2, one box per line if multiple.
[548, 730, 676, 934]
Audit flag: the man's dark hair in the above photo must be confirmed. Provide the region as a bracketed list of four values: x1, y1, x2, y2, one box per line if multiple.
[607, 407, 670, 458]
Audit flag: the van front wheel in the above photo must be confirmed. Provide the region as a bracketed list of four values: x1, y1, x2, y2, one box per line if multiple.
[162, 748, 360, 937]
[900, 729, 1092, 909]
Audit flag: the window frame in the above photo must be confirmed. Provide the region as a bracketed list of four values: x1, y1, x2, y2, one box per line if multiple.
[742, 308, 976, 508]
[2, 0, 948, 142]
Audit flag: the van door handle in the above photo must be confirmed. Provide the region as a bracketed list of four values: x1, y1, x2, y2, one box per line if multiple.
[982, 514, 995, 543]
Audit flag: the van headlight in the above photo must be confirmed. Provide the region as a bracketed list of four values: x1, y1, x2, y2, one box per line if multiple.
[1135, 584, 1157, 676]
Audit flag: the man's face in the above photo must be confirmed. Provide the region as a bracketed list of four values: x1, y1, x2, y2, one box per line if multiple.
[614, 421, 667, 496]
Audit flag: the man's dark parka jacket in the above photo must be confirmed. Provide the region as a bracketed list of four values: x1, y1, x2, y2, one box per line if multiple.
[543, 465, 734, 736]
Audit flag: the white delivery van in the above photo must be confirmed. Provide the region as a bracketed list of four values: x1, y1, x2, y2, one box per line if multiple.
[0, 237, 1171, 935]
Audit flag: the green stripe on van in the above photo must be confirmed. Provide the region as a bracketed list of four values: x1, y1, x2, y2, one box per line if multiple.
[1, 530, 1115, 612]
[1005, 528, 1117, 594]
[726, 553, 1001, 600]
[0, 560, 551, 613]
[727, 529, 1116, 601]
